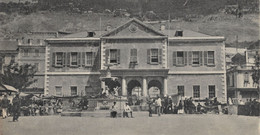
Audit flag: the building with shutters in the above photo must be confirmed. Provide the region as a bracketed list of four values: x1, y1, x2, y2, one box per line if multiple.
[45, 18, 227, 103]
[17, 31, 70, 94]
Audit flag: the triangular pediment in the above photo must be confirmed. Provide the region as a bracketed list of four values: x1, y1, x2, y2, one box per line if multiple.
[102, 18, 165, 37]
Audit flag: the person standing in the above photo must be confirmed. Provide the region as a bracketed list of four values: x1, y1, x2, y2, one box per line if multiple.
[147, 97, 153, 117]
[155, 96, 162, 116]
[1, 95, 10, 119]
[12, 94, 21, 122]
[110, 102, 118, 118]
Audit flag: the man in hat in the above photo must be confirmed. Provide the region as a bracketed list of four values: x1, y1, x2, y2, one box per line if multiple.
[123, 102, 133, 118]
[12, 93, 21, 122]
[1, 94, 10, 119]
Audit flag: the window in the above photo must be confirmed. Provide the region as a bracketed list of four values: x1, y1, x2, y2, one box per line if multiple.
[130, 49, 137, 63]
[177, 52, 184, 65]
[71, 86, 77, 96]
[110, 49, 118, 63]
[23, 49, 29, 56]
[34, 63, 39, 71]
[244, 72, 249, 87]
[151, 49, 159, 63]
[193, 85, 200, 98]
[86, 52, 93, 66]
[192, 51, 199, 65]
[56, 52, 63, 66]
[209, 85, 215, 98]
[177, 86, 184, 96]
[207, 51, 215, 65]
[55, 86, 62, 96]
[35, 49, 40, 57]
[71, 52, 78, 66]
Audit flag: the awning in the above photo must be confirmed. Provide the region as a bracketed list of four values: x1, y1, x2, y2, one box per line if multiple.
[0, 84, 18, 93]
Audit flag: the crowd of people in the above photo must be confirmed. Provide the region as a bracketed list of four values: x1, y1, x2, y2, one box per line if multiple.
[0, 93, 65, 121]
[146, 95, 223, 117]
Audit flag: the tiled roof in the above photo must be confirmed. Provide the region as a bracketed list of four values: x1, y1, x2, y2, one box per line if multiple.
[0, 40, 18, 51]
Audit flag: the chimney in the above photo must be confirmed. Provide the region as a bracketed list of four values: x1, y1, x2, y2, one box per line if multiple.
[88, 32, 95, 37]
[175, 30, 183, 37]
[160, 24, 166, 31]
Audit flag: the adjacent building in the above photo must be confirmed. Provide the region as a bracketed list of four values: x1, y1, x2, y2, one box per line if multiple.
[45, 18, 227, 103]
[226, 41, 259, 102]
[17, 31, 70, 94]
[0, 40, 18, 73]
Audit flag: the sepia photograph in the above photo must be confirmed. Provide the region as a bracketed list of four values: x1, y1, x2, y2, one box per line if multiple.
[0, 0, 259, 135]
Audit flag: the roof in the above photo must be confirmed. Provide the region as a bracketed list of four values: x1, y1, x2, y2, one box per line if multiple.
[0, 40, 18, 51]
[248, 40, 259, 50]
[63, 31, 106, 38]
[102, 18, 166, 37]
[161, 29, 211, 37]
[231, 53, 246, 66]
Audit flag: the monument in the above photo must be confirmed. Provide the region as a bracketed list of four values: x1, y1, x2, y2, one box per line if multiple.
[86, 64, 127, 116]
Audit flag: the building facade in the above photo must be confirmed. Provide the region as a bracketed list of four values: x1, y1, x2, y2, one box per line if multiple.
[227, 47, 259, 102]
[17, 31, 70, 94]
[45, 19, 227, 103]
[0, 40, 18, 73]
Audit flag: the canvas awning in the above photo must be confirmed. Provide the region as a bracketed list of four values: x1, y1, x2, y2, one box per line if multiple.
[0, 84, 18, 93]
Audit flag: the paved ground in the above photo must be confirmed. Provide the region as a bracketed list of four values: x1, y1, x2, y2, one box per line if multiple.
[1, 114, 259, 135]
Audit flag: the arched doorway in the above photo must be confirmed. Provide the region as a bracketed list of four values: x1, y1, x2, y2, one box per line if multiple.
[148, 80, 162, 98]
[127, 80, 142, 105]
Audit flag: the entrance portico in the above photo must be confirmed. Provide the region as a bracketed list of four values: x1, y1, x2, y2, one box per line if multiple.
[100, 69, 169, 97]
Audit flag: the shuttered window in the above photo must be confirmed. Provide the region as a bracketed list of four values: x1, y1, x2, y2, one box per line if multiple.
[193, 85, 200, 98]
[71, 52, 78, 66]
[151, 49, 159, 63]
[107, 49, 120, 64]
[207, 51, 215, 65]
[192, 51, 199, 65]
[177, 52, 184, 65]
[130, 49, 137, 63]
[178, 86, 184, 97]
[208, 85, 215, 98]
[110, 49, 117, 63]
[86, 52, 95, 66]
[147, 49, 162, 64]
[56, 52, 63, 66]
[71, 86, 77, 96]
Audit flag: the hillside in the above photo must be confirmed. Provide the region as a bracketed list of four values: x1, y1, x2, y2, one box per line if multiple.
[0, 11, 258, 44]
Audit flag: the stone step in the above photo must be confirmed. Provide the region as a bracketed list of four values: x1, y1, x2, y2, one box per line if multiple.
[61, 110, 149, 118]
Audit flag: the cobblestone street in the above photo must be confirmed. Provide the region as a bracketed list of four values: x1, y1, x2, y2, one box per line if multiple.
[1, 114, 259, 135]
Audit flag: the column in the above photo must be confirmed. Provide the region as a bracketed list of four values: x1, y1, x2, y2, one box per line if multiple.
[163, 77, 168, 95]
[142, 77, 147, 97]
[122, 77, 127, 96]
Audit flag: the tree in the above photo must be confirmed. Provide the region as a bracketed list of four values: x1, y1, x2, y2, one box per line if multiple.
[0, 63, 37, 91]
